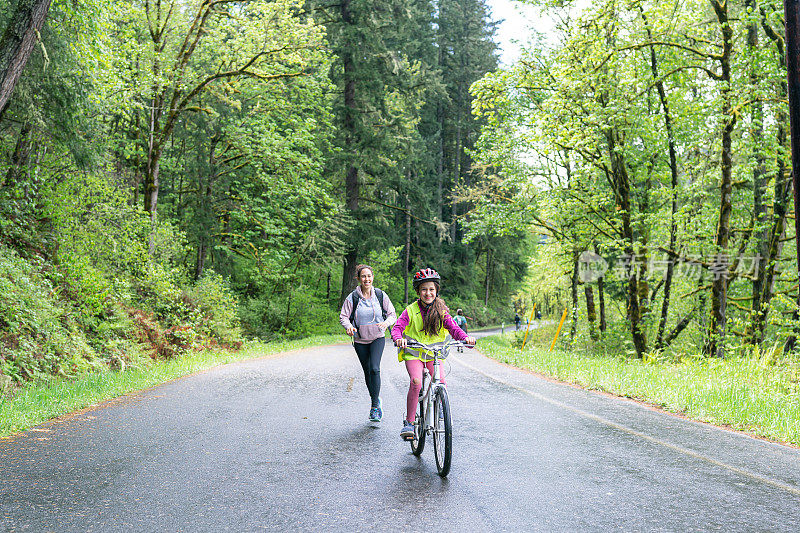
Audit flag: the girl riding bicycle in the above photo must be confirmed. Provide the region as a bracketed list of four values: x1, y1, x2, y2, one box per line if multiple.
[392, 268, 475, 440]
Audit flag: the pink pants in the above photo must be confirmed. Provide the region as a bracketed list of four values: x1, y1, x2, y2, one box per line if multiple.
[405, 359, 446, 423]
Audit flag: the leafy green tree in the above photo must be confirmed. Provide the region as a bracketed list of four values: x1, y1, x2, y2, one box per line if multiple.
[112, 0, 327, 239]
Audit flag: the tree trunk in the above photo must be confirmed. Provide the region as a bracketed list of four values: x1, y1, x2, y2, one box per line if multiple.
[746, 0, 770, 347]
[144, 152, 161, 220]
[1, 121, 32, 188]
[598, 273, 607, 333]
[284, 290, 292, 328]
[436, 39, 444, 223]
[641, 7, 679, 350]
[326, 271, 331, 302]
[585, 284, 598, 341]
[484, 246, 492, 306]
[339, 0, 359, 303]
[569, 252, 579, 344]
[451, 122, 461, 243]
[194, 139, 217, 280]
[752, 6, 791, 346]
[706, 0, 735, 358]
[143, 92, 164, 225]
[607, 130, 647, 357]
[0, 0, 52, 121]
[636, 158, 651, 355]
[663, 301, 702, 347]
[132, 112, 142, 207]
[195, 239, 206, 279]
[404, 194, 411, 305]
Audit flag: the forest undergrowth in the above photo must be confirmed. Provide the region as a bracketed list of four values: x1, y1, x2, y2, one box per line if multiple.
[0, 171, 245, 399]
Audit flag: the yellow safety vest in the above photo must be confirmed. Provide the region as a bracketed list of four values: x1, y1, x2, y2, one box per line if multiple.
[397, 301, 449, 362]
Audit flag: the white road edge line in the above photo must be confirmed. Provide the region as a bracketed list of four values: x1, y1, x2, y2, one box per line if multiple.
[451, 355, 800, 497]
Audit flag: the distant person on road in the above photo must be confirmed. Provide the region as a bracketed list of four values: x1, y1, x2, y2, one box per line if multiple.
[392, 268, 475, 440]
[514, 313, 521, 330]
[453, 309, 468, 352]
[340, 264, 397, 422]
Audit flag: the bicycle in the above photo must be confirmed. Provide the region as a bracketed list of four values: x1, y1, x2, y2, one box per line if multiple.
[402, 338, 473, 477]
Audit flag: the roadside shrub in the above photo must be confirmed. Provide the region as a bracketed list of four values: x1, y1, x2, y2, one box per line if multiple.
[239, 289, 340, 341]
[133, 262, 185, 325]
[0, 245, 99, 382]
[239, 297, 284, 340]
[41, 171, 151, 316]
[185, 273, 242, 346]
[289, 298, 342, 339]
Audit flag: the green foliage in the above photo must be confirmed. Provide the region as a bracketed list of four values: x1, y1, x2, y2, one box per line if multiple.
[238, 276, 342, 341]
[364, 246, 405, 300]
[0, 0, 522, 394]
[469, 0, 800, 357]
[186, 273, 242, 345]
[0, 245, 98, 383]
[42, 171, 150, 313]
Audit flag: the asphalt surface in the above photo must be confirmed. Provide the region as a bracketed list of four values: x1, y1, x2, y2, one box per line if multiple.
[2, 329, 800, 532]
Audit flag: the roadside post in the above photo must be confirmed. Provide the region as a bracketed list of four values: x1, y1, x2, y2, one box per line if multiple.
[549, 308, 569, 352]
[520, 304, 537, 350]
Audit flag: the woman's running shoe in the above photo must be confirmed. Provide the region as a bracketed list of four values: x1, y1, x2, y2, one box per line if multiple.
[400, 420, 415, 440]
[369, 398, 383, 421]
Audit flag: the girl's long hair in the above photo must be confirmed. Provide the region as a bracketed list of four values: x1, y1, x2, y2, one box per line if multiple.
[418, 282, 449, 336]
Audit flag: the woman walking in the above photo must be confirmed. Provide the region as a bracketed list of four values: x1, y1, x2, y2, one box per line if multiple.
[339, 264, 397, 421]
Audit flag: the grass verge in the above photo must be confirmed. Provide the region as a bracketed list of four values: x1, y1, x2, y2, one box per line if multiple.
[481, 333, 800, 446]
[0, 333, 348, 438]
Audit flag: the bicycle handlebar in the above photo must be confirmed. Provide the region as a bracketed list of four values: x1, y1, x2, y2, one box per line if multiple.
[399, 339, 475, 351]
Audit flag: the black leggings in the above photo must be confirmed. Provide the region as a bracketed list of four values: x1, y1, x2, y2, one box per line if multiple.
[353, 337, 384, 407]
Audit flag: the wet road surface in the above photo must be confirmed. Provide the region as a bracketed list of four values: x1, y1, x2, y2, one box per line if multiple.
[2, 333, 800, 531]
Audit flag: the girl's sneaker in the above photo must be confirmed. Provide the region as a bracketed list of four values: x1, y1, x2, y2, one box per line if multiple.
[400, 420, 415, 440]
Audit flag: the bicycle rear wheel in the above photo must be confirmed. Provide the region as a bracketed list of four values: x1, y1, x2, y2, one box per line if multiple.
[410, 396, 426, 455]
[432, 386, 452, 477]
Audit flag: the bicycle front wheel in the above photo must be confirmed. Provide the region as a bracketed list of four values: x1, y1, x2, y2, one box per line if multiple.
[410, 397, 426, 456]
[432, 386, 452, 477]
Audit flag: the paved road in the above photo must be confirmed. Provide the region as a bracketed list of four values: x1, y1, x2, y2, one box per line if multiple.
[2, 335, 800, 531]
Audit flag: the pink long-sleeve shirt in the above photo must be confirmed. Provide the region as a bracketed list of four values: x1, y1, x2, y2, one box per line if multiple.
[391, 302, 468, 343]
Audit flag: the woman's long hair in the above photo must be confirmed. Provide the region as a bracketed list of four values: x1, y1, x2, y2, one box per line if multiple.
[418, 282, 448, 336]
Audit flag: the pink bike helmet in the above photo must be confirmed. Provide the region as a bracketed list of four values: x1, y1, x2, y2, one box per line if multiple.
[412, 267, 441, 291]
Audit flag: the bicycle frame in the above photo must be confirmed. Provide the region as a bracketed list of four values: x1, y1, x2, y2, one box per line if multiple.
[418, 351, 445, 436]
[406, 339, 463, 433]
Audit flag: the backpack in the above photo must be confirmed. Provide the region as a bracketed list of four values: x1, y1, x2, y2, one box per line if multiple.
[348, 288, 388, 326]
